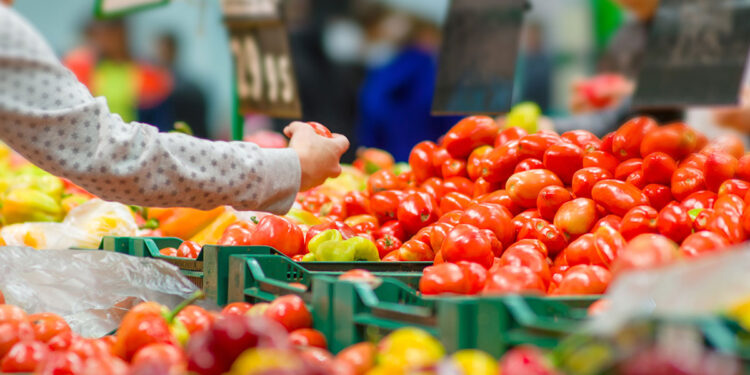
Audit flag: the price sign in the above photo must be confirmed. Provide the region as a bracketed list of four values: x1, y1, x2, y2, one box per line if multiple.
[223, 0, 301, 118]
[94, 0, 169, 18]
[633, 0, 750, 108]
[432, 0, 526, 115]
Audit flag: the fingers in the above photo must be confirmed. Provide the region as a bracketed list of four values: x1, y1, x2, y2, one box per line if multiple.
[283, 121, 308, 138]
[329, 134, 350, 153]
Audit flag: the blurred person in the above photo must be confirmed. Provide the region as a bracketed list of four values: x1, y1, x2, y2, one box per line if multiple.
[138, 33, 209, 138]
[516, 22, 552, 113]
[357, 7, 459, 162]
[0, 2, 349, 213]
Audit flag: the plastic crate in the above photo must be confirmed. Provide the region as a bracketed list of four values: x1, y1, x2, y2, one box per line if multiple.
[99, 236, 137, 254]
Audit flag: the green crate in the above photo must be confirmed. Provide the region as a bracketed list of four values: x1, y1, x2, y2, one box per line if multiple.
[100, 236, 137, 254]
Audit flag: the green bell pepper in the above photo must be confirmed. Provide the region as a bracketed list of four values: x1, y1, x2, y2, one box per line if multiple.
[306, 229, 380, 262]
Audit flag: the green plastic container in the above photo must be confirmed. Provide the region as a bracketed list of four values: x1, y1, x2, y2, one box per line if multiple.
[100, 236, 137, 254]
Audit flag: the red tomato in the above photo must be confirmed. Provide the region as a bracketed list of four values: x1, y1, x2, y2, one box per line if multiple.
[429, 222, 454, 252]
[346, 216, 379, 236]
[625, 169, 646, 189]
[466, 146, 492, 181]
[218, 221, 256, 246]
[367, 169, 404, 196]
[506, 169, 563, 208]
[131, 343, 186, 374]
[409, 141, 439, 183]
[221, 302, 253, 316]
[543, 143, 584, 184]
[479, 190, 522, 215]
[642, 184, 673, 211]
[1, 341, 49, 373]
[599, 132, 615, 153]
[642, 152, 677, 185]
[265, 295, 312, 332]
[396, 191, 439, 236]
[517, 132, 561, 161]
[736, 154, 750, 181]
[499, 244, 551, 286]
[397, 239, 434, 261]
[704, 151, 738, 192]
[612, 116, 657, 160]
[564, 234, 606, 267]
[591, 180, 649, 216]
[514, 158, 544, 173]
[176, 241, 201, 259]
[680, 153, 708, 170]
[443, 176, 474, 197]
[536, 185, 573, 221]
[693, 208, 714, 232]
[439, 192, 472, 213]
[437, 211, 463, 226]
[495, 126, 528, 147]
[456, 261, 489, 294]
[681, 190, 717, 211]
[592, 215, 622, 233]
[472, 177, 500, 198]
[517, 218, 567, 256]
[420, 177, 445, 202]
[290, 328, 327, 350]
[561, 130, 601, 151]
[571, 167, 613, 199]
[671, 167, 707, 201]
[249, 216, 305, 257]
[28, 313, 70, 343]
[592, 224, 626, 267]
[680, 231, 729, 258]
[443, 116, 499, 158]
[707, 211, 746, 244]
[335, 343, 376, 375]
[719, 179, 750, 198]
[482, 266, 546, 295]
[176, 306, 213, 335]
[441, 159, 468, 179]
[377, 220, 406, 242]
[550, 265, 611, 295]
[620, 205, 658, 240]
[481, 140, 519, 185]
[441, 224, 499, 269]
[35, 351, 83, 375]
[582, 150, 619, 174]
[640, 123, 700, 160]
[375, 235, 402, 259]
[701, 134, 745, 159]
[370, 190, 404, 224]
[713, 194, 744, 216]
[343, 191, 371, 217]
[306, 221, 356, 248]
[459, 202, 514, 247]
[511, 209, 542, 240]
[306, 122, 333, 138]
[553, 198, 598, 239]
[431, 148, 451, 175]
[656, 202, 691, 243]
[614, 158, 643, 181]
[612, 234, 679, 276]
[419, 263, 469, 295]
[505, 238, 548, 258]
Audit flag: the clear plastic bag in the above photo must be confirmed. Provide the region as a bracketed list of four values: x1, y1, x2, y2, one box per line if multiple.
[0, 246, 199, 337]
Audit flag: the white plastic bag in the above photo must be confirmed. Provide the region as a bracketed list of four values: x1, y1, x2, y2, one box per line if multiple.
[0, 247, 199, 337]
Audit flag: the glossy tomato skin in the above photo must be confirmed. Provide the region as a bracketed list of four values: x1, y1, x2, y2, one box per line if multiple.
[369, 190, 404, 224]
[419, 177, 444, 202]
[582, 150, 619, 174]
[177, 241, 201, 259]
[564, 234, 606, 267]
[592, 214, 622, 232]
[681, 190, 717, 211]
[680, 231, 729, 258]
[704, 151, 738, 192]
[642, 184, 673, 211]
[431, 148, 451, 176]
[591, 180, 649, 216]
[656, 202, 692, 243]
[429, 222, 454, 252]
[343, 191, 371, 217]
[612, 233, 679, 275]
[443, 116, 499, 158]
[28, 313, 70, 343]
[713, 194, 744, 216]
[671, 167, 707, 201]
[483, 265, 546, 295]
[443, 176, 474, 197]
[719, 179, 750, 198]
[459, 202, 514, 247]
[543, 143, 584, 184]
[398, 239, 434, 261]
[736, 154, 750, 181]
[249, 216, 304, 257]
[456, 261, 489, 294]
[290, 328, 328, 350]
[481, 140, 519, 185]
[694, 208, 714, 232]
[419, 263, 469, 295]
[466, 146, 492, 181]
[536, 185, 573, 221]
[499, 244, 551, 286]
[640, 123, 699, 160]
[620, 205, 658, 240]
[511, 209, 542, 240]
[409, 141, 439, 183]
[441, 224, 500, 269]
[218, 221, 256, 246]
[680, 152, 708, 170]
[439, 192, 472, 213]
[396, 191, 439, 236]
[377, 220, 407, 242]
[517, 132, 561, 161]
[265, 295, 312, 332]
[514, 158, 544, 173]
[442, 159, 468, 179]
[1, 341, 49, 373]
[599, 132, 615, 153]
[702, 134, 745, 159]
[561, 130, 601, 151]
[571, 167, 613, 199]
[479, 190, 522, 215]
[642, 152, 677, 185]
[506, 169, 563, 208]
[550, 265, 611, 295]
[367, 169, 403, 196]
[612, 116, 657, 160]
[614, 158, 643, 181]
[495, 127, 528, 147]
[517, 218, 567, 256]
[375, 235, 402, 259]
[625, 169, 646, 189]
[708, 211, 746, 244]
[553, 198, 598, 239]
[306, 122, 333, 137]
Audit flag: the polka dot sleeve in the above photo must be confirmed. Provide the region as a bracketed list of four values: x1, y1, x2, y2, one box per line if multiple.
[0, 5, 301, 214]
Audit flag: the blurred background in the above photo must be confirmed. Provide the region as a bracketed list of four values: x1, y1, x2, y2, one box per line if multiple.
[17, 0, 738, 162]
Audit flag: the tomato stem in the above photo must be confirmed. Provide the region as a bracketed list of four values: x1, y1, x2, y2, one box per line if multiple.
[164, 290, 205, 323]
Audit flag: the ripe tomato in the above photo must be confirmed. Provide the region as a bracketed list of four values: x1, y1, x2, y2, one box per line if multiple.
[34, 351, 83, 375]
[591, 180, 649, 216]
[517, 218, 567, 256]
[346, 215, 379, 236]
[582, 150, 619, 174]
[564, 234, 606, 267]
[481, 140, 519, 185]
[536, 185, 572, 221]
[456, 261, 489, 294]
[642, 152, 677, 185]
[612, 116, 657, 160]
[132, 343, 186, 374]
[680, 152, 708, 170]
[443, 116, 499, 158]
[671, 167, 707, 201]
[499, 243, 551, 286]
[428, 222, 454, 252]
[419, 263, 469, 295]
[370, 190, 404, 224]
[592, 214, 622, 233]
[431, 148, 452, 175]
[511, 209, 542, 239]
[561, 129, 601, 151]
[707, 211, 746, 244]
[437, 211, 463, 226]
[680, 231, 729, 258]
[466, 146, 492, 181]
[439, 192, 472, 213]
[375, 235, 402, 259]
[290, 328, 328, 350]
[483, 266, 546, 295]
[681, 190, 717, 211]
[1, 341, 49, 373]
[343, 191, 371, 217]
[495, 126, 528, 147]
[479, 190, 522, 215]
[625, 169, 646, 189]
[335, 343, 376, 375]
[218, 221, 257, 246]
[550, 265, 611, 295]
[397, 239, 434, 261]
[553, 198, 598, 239]
[378, 220, 406, 242]
[306, 122, 333, 138]
[620, 205, 658, 240]
[420, 177, 444, 202]
[221, 302, 253, 316]
[176, 241, 201, 259]
[514, 158, 544, 173]
[719, 179, 750, 198]
[506, 169, 563, 208]
[704, 151, 737, 192]
[701, 134, 745, 159]
[442, 159, 468, 179]
[571, 167, 613, 199]
[459, 203, 514, 247]
[612, 234, 679, 276]
[367, 169, 404, 196]
[736, 154, 750, 181]
[472, 177, 500, 198]
[249, 216, 305, 257]
[265, 295, 312, 332]
[397, 191, 439, 236]
[599, 132, 615, 153]
[543, 143, 583, 184]
[441, 224, 500, 269]
[517, 132, 561, 161]
[176, 305, 214, 335]
[409, 141, 439, 183]
[693, 208, 714, 232]
[640, 123, 699, 160]
[614, 158, 643, 181]
[713, 194, 744, 216]
[592, 224, 626, 267]
[656, 202, 691, 243]
[443, 176, 474, 197]
[28, 313, 70, 343]
[642, 184, 673, 211]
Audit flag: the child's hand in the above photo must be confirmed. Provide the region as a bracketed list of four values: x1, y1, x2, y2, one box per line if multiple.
[285, 121, 350, 192]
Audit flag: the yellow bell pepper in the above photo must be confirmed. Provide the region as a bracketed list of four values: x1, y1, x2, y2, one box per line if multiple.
[2, 189, 64, 224]
[377, 328, 445, 371]
[229, 348, 304, 375]
[284, 208, 321, 226]
[7, 174, 64, 200]
[189, 210, 239, 246]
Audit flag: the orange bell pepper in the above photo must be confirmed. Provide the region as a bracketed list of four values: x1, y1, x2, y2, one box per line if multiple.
[158, 206, 226, 240]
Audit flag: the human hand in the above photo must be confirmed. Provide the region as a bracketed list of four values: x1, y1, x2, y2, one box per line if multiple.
[714, 86, 750, 133]
[284, 121, 350, 192]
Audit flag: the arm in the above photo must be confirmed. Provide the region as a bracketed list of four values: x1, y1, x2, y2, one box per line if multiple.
[0, 6, 301, 213]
